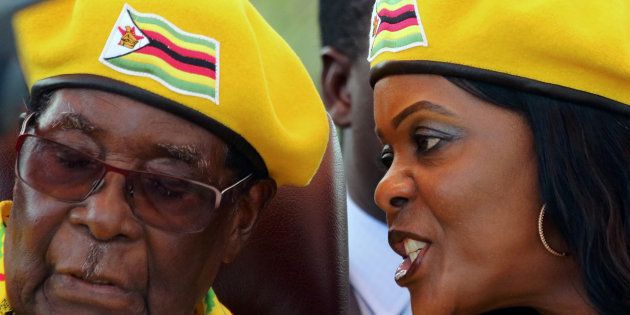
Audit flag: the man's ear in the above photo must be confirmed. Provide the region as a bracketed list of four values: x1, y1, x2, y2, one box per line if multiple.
[222, 178, 277, 264]
[321, 46, 352, 128]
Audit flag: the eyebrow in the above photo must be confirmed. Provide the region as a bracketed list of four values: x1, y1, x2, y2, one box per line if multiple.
[51, 112, 99, 133]
[156, 143, 206, 169]
[392, 100, 456, 128]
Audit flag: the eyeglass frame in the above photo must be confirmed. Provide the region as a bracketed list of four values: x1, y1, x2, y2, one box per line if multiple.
[14, 112, 253, 233]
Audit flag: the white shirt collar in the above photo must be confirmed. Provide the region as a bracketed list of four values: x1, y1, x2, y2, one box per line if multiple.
[347, 195, 411, 315]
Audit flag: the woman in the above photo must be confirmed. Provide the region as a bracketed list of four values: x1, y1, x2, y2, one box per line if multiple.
[367, 0, 630, 314]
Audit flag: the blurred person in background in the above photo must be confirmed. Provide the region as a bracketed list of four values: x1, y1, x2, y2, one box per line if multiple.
[320, 0, 411, 314]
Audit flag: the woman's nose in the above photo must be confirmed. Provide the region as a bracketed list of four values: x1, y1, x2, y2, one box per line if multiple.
[374, 167, 415, 215]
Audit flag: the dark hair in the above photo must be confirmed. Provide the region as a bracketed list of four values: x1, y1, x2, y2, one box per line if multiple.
[224, 144, 255, 179]
[446, 77, 630, 314]
[319, 0, 373, 61]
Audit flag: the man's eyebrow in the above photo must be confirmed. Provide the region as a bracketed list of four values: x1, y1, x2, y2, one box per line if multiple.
[156, 143, 205, 168]
[51, 112, 99, 133]
[392, 100, 456, 128]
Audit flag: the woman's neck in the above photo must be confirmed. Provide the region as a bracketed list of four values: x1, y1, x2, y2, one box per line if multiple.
[526, 261, 596, 315]
[479, 259, 596, 315]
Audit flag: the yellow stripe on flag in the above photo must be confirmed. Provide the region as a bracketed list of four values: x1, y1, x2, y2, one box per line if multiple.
[377, 0, 417, 12]
[135, 20, 217, 56]
[374, 25, 420, 43]
[120, 52, 216, 89]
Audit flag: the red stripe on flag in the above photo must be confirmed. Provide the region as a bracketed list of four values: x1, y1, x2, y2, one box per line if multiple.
[377, 17, 419, 34]
[143, 30, 216, 64]
[377, 4, 415, 18]
[136, 46, 216, 79]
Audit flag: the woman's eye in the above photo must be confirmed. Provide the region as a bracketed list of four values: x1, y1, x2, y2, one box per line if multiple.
[380, 145, 394, 168]
[417, 136, 442, 153]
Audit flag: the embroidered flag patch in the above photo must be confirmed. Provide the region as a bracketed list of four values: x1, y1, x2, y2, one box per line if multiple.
[368, 0, 428, 62]
[100, 4, 220, 103]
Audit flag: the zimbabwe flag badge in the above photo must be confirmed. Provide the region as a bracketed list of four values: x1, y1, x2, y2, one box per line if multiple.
[368, 0, 427, 62]
[100, 4, 220, 104]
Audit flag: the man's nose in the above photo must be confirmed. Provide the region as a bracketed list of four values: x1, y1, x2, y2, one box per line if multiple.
[69, 172, 143, 241]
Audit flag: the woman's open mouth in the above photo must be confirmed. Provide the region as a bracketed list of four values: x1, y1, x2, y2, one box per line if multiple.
[394, 238, 430, 284]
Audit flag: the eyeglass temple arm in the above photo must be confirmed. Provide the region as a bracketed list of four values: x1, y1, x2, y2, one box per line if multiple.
[19, 112, 37, 135]
[220, 173, 253, 194]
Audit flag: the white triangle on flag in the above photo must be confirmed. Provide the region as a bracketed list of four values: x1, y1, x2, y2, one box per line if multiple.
[100, 4, 150, 60]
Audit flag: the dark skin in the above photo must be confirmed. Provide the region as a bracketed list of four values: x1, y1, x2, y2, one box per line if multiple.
[373, 75, 594, 315]
[5, 89, 276, 314]
[321, 47, 387, 222]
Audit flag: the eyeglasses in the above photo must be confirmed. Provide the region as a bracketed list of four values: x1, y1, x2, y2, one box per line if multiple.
[15, 119, 252, 233]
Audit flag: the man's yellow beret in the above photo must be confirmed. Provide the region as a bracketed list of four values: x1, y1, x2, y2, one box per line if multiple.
[13, 0, 329, 186]
[368, 0, 630, 116]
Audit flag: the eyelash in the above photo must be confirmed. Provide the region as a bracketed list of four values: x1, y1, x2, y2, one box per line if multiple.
[413, 133, 444, 154]
[380, 130, 451, 168]
[380, 145, 394, 168]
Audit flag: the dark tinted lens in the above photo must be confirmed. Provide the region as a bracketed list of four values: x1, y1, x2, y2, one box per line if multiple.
[18, 136, 103, 200]
[134, 172, 217, 232]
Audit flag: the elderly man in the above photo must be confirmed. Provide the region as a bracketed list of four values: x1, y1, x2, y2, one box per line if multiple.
[0, 0, 328, 313]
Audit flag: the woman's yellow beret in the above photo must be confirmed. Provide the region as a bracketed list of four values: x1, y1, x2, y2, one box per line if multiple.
[368, 0, 630, 116]
[13, 0, 329, 186]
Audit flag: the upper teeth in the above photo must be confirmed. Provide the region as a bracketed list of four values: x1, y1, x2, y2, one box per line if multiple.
[404, 238, 426, 262]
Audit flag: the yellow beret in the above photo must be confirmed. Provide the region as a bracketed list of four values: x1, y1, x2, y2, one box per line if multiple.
[368, 0, 630, 116]
[13, 0, 329, 186]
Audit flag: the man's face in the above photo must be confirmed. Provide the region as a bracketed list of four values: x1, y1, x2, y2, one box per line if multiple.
[322, 47, 387, 221]
[345, 51, 387, 221]
[5, 89, 247, 314]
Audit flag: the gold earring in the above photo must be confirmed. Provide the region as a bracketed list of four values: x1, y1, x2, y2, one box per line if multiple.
[538, 204, 567, 257]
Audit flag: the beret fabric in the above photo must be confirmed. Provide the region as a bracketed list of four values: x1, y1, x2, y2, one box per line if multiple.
[367, 0, 630, 116]
[13, 0, 329, 186]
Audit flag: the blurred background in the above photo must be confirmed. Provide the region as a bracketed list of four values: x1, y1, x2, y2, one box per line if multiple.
[251, 0, 322, 88]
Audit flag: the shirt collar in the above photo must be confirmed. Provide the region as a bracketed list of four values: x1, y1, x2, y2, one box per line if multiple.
[347, 196, 411, 315]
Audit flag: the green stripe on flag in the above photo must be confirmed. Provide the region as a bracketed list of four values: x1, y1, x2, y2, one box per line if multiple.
[130, 12, 216, 50]
[205, 289, 217, 311]
[372, 33, 424, 54]
[379, 0, 410, 6]
[107, 57, 216, 97]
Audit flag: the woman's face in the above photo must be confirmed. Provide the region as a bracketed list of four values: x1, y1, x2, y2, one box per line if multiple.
[374, 75, 553, 314]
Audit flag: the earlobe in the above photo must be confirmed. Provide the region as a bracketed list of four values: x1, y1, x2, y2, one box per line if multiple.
[321, 46, 352, 127]
[222, 179, 276, 263]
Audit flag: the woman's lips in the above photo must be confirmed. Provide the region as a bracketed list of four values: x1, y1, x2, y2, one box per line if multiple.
[392, 237, 430, 284]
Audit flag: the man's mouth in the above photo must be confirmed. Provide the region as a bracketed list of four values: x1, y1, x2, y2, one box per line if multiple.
[394, 238, 430, 283]
[43, 272, 145, 313]
[72, 272, 115, 286]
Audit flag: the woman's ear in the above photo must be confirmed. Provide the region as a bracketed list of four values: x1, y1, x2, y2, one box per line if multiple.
[321, 46, 353, 128]
[222, 178, 276, 263]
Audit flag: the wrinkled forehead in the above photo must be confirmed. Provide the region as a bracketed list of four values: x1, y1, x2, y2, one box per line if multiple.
[34, 88, 229, 173]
